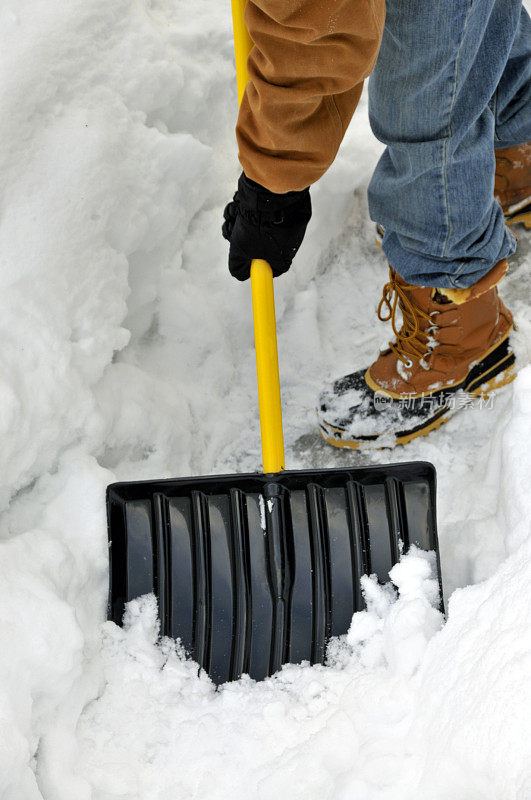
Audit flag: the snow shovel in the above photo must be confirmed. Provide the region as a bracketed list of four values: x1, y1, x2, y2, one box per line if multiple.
[106, 0, 442, 685]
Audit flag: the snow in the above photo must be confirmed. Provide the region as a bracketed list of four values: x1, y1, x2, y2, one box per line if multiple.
[396, 357, 412, 382]
[75, 550, 444, 800]
[258, 494, 266, 531]
[0, 0, 530, 798]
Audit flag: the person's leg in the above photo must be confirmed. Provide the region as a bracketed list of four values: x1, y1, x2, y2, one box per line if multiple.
[493, 6, 531, 149]
[492, 6, 531, 226]
[367, 0, 523, 289]
[317, 0, 524, 450]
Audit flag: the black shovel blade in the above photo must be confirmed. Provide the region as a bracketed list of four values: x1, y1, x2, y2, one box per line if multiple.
[107, 461, 440, 685]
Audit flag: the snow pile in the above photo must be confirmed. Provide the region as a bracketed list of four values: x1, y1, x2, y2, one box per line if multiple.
[0, 0, 529, 798]
[0, 0, 235, 795]
[0, 0, 239, 505]
[76, 548, 443, 800]
[345, 548, 442, 676]
[412, 542, 531, 798]
[0, 452, 110, 800]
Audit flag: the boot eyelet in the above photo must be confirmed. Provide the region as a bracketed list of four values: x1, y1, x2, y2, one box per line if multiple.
[404, 359, 413, 369]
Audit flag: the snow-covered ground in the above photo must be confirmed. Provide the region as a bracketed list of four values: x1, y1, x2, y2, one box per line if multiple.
[0, 1, 530, 798]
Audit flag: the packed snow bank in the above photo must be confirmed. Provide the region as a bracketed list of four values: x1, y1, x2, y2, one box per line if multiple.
[0, 0, 530, 798]
[76, 548, 443, 800]
[412, 544, 531, 798]
[0, 451, 110, 800]
[0, 0, 235, 795]
[0, 0, 234, 507]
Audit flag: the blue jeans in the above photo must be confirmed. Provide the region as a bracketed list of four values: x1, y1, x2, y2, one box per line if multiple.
[368, 0, 531, 288]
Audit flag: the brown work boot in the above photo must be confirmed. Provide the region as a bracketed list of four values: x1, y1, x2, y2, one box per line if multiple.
[318, 260, 516, 449]
[494, 142, 531, 228]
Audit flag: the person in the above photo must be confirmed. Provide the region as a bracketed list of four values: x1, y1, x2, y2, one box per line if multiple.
[222, 0, 531, 449]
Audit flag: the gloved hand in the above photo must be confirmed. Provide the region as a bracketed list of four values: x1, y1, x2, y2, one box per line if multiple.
[222, 172, 312, 281]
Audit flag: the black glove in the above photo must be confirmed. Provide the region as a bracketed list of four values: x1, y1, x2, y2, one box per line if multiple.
[222, 172, 312, 281]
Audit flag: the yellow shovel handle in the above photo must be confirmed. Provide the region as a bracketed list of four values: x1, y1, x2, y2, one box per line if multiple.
[231, 0, 254, 105]
[231, 0, 285, 473]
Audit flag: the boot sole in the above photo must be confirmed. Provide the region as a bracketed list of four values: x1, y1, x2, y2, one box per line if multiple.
[320, 336, 516, 450]
[505, 207, 531, 229]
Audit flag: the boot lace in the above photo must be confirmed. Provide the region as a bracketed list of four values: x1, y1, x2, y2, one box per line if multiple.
[377, 269, 436, 369]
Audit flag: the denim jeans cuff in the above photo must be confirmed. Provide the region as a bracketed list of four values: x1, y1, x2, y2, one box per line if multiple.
[381, 226, 517, 289]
